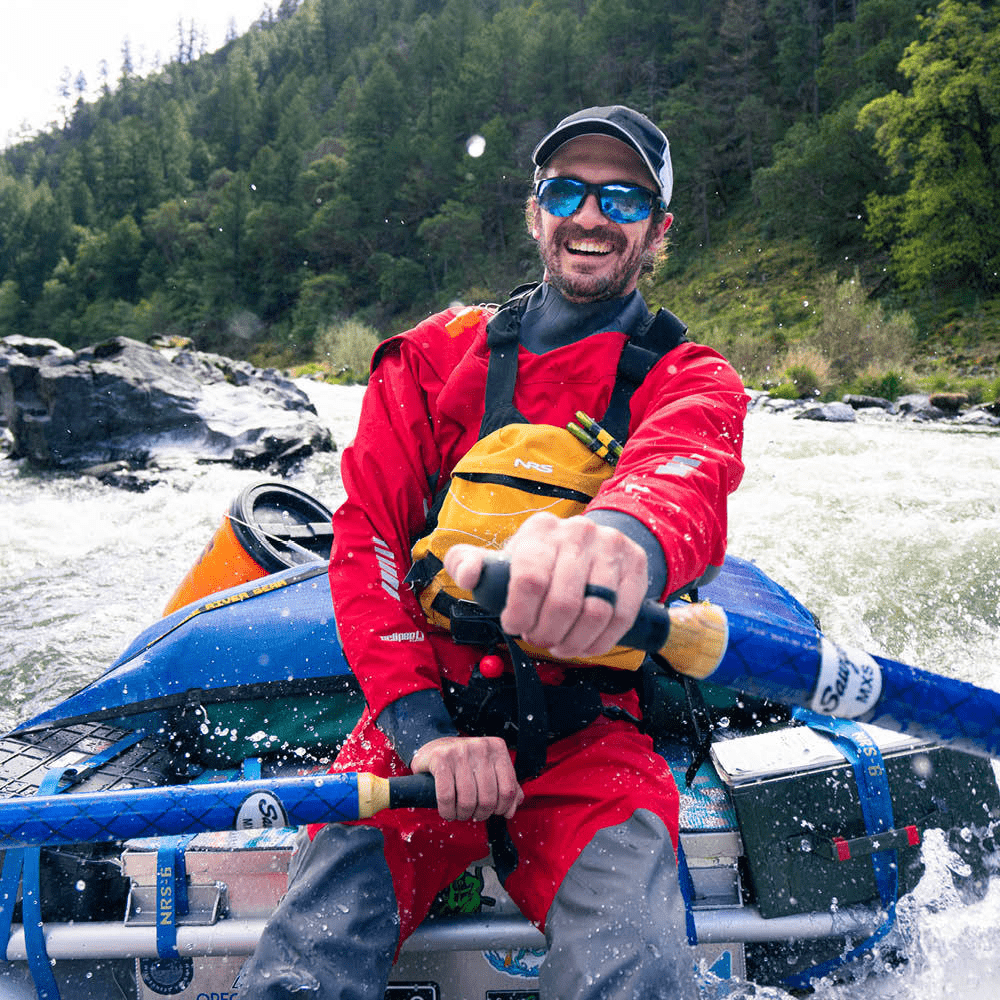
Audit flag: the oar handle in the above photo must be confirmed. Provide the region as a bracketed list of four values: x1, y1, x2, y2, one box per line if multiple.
[358, 772, 437, 817]
[472, 558, 729, 679]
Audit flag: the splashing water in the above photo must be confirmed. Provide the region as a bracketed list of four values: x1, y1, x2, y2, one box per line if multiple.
[1, 387, 998, 997]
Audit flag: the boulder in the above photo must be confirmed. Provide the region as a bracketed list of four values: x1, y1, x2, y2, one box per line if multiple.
[0, 336, 334, 472]
[928, 392, 968, 413]
[842, 394, 893, 411]
[895, 394, 946, 421]
[794, 402, 857, 423]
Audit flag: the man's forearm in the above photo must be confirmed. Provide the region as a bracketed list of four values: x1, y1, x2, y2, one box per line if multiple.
[375, 688, 459, 766]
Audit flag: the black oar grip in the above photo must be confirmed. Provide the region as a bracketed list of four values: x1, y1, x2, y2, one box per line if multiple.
[620, 602, 672, 652]
[472, 558, 512, 616]
[388, 773, 438, 810]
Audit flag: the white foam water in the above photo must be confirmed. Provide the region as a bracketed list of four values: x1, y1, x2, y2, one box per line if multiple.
[1, 386, 998, 996]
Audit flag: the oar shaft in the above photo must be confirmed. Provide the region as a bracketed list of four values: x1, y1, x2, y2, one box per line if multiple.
[688, 608, 1000, 759]
[473, 559, 1000, 760]
[0, 772, 437, 851]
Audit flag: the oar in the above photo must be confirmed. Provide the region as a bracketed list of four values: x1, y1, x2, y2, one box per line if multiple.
[473, 560, 1000, 760]
[0, 771, 437, 851]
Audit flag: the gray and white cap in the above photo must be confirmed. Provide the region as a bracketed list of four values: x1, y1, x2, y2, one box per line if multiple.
[532, 105, 673, 207]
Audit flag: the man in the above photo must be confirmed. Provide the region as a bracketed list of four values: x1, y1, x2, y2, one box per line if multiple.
[243, 105, 747, 1000]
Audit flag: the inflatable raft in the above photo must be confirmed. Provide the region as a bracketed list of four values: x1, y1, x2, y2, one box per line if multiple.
[1, 483, 997, 1000]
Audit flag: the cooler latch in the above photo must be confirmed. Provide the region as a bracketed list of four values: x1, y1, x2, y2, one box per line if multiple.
[787, 824, 921, 862]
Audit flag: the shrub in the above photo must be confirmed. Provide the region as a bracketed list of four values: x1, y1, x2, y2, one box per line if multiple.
[780, 344, 833, 398]
[846, 365, 916, 401]
[314, 317, 381, 383]
[769, 381, 802, 400]
[810, 269, 915, 383]
[697, 327, 782, 389]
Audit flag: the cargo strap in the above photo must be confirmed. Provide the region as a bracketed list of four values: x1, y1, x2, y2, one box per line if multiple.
[675, 839, 699, 946]
[784, 708, 900, 989]
[0, 730, 145, 999]
[155, 834, 197, 958]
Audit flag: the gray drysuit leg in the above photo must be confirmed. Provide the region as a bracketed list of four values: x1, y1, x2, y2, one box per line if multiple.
[239, 823, 399, 1000]
[539, 808, 699, 1000]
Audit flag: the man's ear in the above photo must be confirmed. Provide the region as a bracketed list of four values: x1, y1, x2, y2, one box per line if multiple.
[528, 200, 542, 241]
[648, 212, 673, 251]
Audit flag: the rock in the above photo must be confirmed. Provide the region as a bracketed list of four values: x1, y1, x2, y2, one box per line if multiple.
[760, 397, 804, 414]
[0, 335, 334, 472]
[794, 402, 857, 422]
[929, 392, 968, 413]
[81, 460, 162, 492]
[954, 407, 1000, 428]
[842, 394, 893, 411]
[895, 394, 946, 421]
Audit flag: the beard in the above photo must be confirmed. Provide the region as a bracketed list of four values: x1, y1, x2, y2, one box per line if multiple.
[537, 219, 656, 303]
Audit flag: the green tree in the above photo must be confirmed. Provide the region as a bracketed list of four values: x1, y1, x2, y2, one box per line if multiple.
[858, 0, 1000, 293]
[418, 200, 483, 293]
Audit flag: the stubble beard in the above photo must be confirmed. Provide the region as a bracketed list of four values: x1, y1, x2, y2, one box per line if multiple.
[538, 219, 654, 303]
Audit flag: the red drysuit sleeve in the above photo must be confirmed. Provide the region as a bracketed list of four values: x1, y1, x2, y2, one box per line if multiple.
[328, 315, 460, 722]
[584, 341, 748, 598]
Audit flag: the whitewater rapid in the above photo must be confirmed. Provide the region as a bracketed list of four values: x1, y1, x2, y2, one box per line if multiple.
[1, 383, 998, 997]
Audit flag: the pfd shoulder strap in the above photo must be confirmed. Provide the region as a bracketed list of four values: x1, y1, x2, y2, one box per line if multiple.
[601, 307, 688, 441]
[479, 286, 535, 437]
[481, 289, 688, 443]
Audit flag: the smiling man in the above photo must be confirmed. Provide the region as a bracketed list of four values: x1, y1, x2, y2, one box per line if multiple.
[243, 105, 748, 1000]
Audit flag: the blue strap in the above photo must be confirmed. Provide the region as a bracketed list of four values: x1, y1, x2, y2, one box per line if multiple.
[785, 708, 900, 989]
[0, 730, 146, 996]
[17, 768, 69, 999]
[674, 838, 699, 945]
[241, 757, 263, 780]
[155, 834, 197, 959]
[0, 845, 25, 959]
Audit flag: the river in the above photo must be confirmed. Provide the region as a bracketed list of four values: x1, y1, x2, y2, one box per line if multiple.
[1, 384, 998, 997]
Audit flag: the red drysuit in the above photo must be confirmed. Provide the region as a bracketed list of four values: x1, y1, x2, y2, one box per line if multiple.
[318, 297, 747, 943]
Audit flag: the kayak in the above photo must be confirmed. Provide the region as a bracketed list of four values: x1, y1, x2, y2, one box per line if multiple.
[1, 483, 997, 1000]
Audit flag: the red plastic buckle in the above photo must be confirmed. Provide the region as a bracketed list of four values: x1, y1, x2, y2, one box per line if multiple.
[832, 836, 851, 861]
[905, 824, 920, 847]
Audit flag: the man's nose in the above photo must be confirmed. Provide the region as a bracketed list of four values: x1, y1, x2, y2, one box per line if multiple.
[573, 191, 609, 224]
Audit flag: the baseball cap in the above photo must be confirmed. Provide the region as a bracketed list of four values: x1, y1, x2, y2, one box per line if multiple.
[532, 105, 673, 207]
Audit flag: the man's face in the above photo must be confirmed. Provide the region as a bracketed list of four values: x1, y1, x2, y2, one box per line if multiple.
[530, 134, 672, 303]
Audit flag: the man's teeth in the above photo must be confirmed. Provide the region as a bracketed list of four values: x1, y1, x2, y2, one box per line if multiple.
[568, 239, 613, 254]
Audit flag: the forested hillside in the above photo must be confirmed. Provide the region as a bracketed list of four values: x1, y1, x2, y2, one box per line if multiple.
[1, 0, 998, 393]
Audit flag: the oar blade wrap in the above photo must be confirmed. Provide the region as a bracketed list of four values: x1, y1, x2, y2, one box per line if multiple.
[0, 773, 364, 851]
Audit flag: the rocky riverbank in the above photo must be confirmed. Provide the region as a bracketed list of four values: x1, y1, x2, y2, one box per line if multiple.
[749, 390, 1000, 428]
[0, 335, 334, 489]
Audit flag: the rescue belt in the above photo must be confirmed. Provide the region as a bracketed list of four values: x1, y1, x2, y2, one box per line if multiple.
[405, 286, 688, 788]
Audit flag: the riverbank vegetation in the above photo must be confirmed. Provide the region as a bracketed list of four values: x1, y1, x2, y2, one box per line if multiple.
[1, 0, 998, 402]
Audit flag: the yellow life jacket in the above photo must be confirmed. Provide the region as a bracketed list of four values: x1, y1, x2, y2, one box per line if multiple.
[406, 286, 688, 672]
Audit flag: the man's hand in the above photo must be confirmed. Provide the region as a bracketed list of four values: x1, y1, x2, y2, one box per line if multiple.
[444, 512, 648, 660]
[410, 735, 523, 822]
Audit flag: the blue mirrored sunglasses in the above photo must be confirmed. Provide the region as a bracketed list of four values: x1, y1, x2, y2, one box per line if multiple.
[535, 177, 660, 224]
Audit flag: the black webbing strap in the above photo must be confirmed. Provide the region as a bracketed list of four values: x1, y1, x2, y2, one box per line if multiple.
[600, 307, 688, 441]
[482, 297, 688, 444]
[480, 291, 533, 437]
